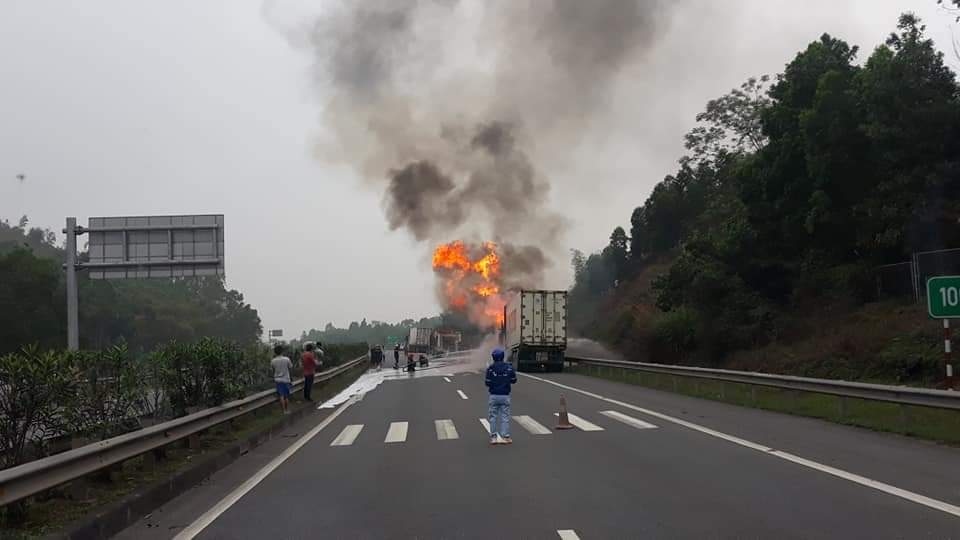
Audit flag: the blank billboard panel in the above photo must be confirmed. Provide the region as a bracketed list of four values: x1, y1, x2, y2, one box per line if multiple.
[86, 214, 224, 279]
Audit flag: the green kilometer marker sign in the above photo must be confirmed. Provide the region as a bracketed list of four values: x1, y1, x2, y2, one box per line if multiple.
[927, 276, 960, 318]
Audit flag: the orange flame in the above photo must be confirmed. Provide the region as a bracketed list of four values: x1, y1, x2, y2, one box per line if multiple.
[432, 240, 506, 329]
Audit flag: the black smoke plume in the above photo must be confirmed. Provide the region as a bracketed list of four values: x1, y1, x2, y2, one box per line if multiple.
[269, 0, 676, 283]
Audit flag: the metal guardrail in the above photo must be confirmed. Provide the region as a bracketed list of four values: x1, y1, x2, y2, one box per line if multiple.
[567, 356, 960, 411]
[0, 356, 367, 507]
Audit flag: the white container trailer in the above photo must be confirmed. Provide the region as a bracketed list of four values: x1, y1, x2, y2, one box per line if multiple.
[504, 290, 567, 372]
[407, 327, 432, 366]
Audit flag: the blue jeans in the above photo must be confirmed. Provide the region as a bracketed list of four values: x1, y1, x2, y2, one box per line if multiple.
[488, 394, 511, 437]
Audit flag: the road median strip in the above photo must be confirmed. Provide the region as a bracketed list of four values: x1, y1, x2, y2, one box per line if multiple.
[0, 359, 368, 539]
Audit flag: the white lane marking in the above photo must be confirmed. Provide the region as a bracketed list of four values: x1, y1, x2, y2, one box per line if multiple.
[480, 418, 491, 434]
[768, 449, 960, 517]
[444, 377, 452, 383]
[600, 410, 658, 430]
[557, 530, 581, 540]
[173, 397, 357, 539]
[553, 412, 604, 431]
[457, 389, 469, 400]
[330, 424, 364, 446]
[513, 415, 552, 435]
[384, 421, 408, 443]
[435, 419, 459, 440]
[522, 373, 960, 519]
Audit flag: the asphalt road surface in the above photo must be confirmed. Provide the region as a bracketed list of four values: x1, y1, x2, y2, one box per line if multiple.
[117, 355, 960, 539]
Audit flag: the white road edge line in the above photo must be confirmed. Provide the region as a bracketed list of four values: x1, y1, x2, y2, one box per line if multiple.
[557, 529, 581, 540]
[522, 373, 960, 519]
[599, 410, 658, 430]
[172, 396, 359, 540]
[384, 421, 409, 443]
[457, 389, 469, 400]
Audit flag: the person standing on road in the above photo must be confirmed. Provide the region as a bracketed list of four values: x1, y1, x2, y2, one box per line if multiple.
[393, 344, 400, 369]
[485, 347, 517, 445]
[301, 343, 321, 402]
[316, 341, 326, 368]
[370, 345, 383, 370]
[271, 344, 294, 414]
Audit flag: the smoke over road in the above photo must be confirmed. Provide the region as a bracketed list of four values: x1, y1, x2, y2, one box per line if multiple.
[267, 0, 677, 314]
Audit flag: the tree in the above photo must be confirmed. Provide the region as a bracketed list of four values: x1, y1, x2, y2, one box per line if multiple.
[0, 217, 262, 353]
[737, 34, 860, 261]
[799, 68, 871, 257]
[855, 13, 960, 257]
[683, 76, 772, 167]
[0, 249, 64, 354]
[604, 227, 630, 281]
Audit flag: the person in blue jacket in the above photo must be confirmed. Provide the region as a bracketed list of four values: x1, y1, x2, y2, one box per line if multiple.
[485, 347, 517, 445]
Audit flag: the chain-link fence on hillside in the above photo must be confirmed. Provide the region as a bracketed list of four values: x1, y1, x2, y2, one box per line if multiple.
[875, 261, 915, 300]
[876, 248, 960, 302]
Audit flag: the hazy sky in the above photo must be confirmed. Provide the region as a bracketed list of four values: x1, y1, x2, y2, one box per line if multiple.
[1, 1, 954, 337]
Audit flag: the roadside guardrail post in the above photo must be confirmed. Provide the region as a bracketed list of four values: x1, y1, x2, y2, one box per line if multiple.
[141, 448, 159, 472]
[567, 356, 960, 407]
[837, 396, 847, 422]
[0, 356, 368, 509]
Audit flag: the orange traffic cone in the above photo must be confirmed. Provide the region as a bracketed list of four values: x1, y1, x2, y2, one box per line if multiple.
[556, 395, 574, 430]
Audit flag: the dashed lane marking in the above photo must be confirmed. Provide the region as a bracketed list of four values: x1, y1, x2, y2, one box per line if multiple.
[554, 412, 604, 431]
[600, 410, 658, 430]
[513, 415, 552, 435]
[330, 424, 364, 446]
[435, 419, 459, 440]
[384, 422, 408, 443]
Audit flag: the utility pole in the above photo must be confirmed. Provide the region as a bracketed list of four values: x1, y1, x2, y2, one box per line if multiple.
[64, 217, 81, 350]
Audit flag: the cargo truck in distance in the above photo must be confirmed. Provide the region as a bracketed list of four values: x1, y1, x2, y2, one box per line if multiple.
[407, 327, 432, 367]
[503, 290, 567, 372]
[431, 329, 462, 354]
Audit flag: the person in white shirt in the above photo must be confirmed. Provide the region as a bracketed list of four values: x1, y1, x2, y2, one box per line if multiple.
[270, 344, 294, 414]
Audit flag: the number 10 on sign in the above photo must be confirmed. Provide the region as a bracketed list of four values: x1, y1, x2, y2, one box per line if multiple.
[928, 276, 960, 318]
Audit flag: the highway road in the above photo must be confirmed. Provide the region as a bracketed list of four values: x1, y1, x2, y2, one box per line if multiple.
[116, 353, 960, 539]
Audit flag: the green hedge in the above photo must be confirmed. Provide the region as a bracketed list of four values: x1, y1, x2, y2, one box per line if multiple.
[0, 338, 272, 472]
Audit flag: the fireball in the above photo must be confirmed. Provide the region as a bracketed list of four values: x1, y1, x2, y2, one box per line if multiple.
[432, 241, 506, 329]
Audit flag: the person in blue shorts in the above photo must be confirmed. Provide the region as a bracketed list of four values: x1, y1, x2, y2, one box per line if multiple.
[270, 344, 293, 414]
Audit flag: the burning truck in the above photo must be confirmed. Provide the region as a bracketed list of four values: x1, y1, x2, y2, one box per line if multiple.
[432, 240, 566, 372]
